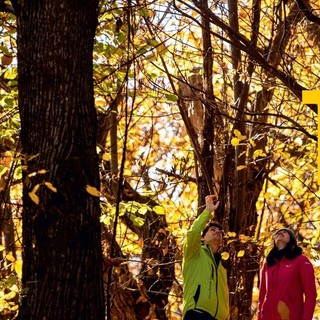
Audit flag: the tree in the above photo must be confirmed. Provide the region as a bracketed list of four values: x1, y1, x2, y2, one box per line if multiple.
[11, 0, 105, 318]
[0, 0, 319, 319]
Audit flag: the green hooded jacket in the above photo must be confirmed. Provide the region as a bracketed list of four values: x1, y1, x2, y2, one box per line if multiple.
[182, 209, 230, 320]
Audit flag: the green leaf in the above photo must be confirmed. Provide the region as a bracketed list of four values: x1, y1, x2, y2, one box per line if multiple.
[6, 275, 17, 286]
[153, 205, 165, 215]
[138, 205, 149, 215]
[100, 214, 112, 226]
[165, 94, 178, 102]
[4, 68, 17, 80]
[132, 216, 145, 227]
[114, 32, 127, 45]
[0, 45, 10, 55]
[138, 8, 150, 17]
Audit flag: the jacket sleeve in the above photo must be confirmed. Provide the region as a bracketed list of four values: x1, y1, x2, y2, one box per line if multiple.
[257, 263, 267, 320]
[299, 256, 317, 320]
[183, 209, 212, 261]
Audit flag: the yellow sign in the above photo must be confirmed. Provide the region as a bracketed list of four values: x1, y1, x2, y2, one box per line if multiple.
[302, 90, 320, 184]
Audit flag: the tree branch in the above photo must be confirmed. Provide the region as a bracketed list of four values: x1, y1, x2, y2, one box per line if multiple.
[295, 0, 320, 24]
[175, 0, 317, 113]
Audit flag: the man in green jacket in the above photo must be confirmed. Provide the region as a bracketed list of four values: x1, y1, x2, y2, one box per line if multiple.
[182, 195, 230, 320]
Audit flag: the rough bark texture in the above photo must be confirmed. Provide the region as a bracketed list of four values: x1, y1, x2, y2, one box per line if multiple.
[14, 1, 105, 319]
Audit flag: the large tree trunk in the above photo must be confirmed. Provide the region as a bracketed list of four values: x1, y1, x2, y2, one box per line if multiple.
[14, 1, 105, 319]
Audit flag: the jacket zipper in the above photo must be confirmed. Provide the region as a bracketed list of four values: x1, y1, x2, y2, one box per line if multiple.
[205, 246, 219, 318]
[213, 259, 219, 319]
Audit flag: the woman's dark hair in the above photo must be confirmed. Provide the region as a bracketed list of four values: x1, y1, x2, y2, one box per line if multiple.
[266, 241, 303, 266]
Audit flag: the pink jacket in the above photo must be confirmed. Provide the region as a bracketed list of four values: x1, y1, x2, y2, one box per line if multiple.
[258, 255, 316, 320]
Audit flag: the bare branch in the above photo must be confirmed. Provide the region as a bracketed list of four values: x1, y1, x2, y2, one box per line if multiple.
[295, 0, 320, 24]
[175, 0, 317, 113]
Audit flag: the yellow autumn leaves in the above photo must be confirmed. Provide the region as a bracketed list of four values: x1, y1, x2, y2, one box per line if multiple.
[221, 249, 245, 260]
[231, 129, 247, 147]
[0, 246, 22, 276]
[231, 129, 266, 171]
[28, 181, 57, 205]
[27, 169, 57, 204]
[27, 169, 101, 204]
[220, 232, 252, 260]
[85, 185, 101, 197]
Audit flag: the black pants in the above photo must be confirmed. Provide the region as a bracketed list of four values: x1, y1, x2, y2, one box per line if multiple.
[183, 309, 217, 320]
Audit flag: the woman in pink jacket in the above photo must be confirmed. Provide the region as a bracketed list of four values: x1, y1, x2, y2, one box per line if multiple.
[258, 228, 316, 320]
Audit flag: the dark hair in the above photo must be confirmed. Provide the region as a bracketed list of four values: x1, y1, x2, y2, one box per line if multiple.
[202, 221, 223, 237]
[266, 240, 302, 266]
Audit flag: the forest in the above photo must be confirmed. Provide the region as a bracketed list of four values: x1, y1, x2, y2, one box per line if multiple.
[0, 0, 319, 319]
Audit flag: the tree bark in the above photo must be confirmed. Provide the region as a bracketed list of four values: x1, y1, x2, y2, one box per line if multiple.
[198, 0, 215, 206]
[14, 1, 105, 319]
